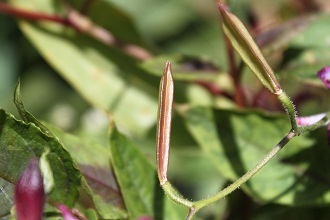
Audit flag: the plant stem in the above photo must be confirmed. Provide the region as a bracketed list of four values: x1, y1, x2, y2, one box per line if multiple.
[189, 130, 296, 217]
[0, 3, 152, 61]
[0, 2, 70, 26]
[277, 91, 299, 133]
[162, 181, 194, 208]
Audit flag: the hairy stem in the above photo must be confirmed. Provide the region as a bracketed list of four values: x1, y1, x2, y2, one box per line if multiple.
[188, 130, 296, 218]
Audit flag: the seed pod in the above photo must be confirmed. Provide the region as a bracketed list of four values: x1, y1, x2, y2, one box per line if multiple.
[156, 61, 174, 185]
[218, 3, 282, 94]
[15, 158, 45, 220]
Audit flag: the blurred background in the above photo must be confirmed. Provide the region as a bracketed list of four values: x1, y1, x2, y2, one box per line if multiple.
[2, 0, 330, 219]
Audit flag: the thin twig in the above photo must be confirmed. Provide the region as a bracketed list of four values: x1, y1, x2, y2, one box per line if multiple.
[0, 3, 153, 61]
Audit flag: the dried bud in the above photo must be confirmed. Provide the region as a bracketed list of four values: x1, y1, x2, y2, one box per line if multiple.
[156, 61, 174, 185]
[56, 204, 79, 220]
[15, 158, 45, 220]
[317, 66, 330, 89]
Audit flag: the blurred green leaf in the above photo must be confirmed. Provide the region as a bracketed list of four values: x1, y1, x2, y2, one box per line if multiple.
[48, 124, 128, 219]
[279, 14, 330, 86]
[109, 124, 187, 219]
[11, 0, 160, 137]
[70, 0, 150, 48]
[180, 107, 330, 205]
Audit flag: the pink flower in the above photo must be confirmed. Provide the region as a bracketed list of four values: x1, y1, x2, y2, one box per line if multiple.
[56, 204, 79, 220]
[317, 66, 330, 89]
[296, 113, 326, 126]
[15, 158, 45, 220]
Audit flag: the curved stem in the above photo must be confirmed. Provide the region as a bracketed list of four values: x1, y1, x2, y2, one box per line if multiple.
[162, 181, 194, 208]
[190, 130, 296, 216]
[277, 92, 299, 133]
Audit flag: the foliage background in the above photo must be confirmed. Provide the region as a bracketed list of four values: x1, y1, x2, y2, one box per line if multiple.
[1, 0, 330, 219]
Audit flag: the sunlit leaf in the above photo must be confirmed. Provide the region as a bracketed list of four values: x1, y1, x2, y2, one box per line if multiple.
[11, 0, 160, 137]
[109, 124, 187, 219]
[180, 107, 330, 205]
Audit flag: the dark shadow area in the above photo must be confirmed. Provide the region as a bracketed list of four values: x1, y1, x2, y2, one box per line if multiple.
[153, 173, 164, 220]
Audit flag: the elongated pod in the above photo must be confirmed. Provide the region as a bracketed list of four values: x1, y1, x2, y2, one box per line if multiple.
[156, 62, 174, 185]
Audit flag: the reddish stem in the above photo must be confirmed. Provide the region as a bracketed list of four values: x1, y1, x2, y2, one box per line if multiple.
[0, 3, 72, 27]
[224, 36, 245, 107]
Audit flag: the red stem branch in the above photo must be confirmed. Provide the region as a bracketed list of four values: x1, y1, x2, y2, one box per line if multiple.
[0, 2, 152, 61]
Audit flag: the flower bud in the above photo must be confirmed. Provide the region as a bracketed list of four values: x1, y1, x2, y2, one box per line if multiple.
[317, 66, 330, 89]
[15, 158, 45, 220]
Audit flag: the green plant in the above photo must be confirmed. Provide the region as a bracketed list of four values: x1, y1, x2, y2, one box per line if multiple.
[1, 0, 330, 219]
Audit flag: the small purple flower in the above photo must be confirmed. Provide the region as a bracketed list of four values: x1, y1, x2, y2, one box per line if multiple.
[296, 113, 326, 126]
[15, 158, 45, 220]
[56, 204, 79, 220]
[317, 66, 330, 89]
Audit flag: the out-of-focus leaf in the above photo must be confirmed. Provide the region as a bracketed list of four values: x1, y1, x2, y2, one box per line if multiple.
[70, 0, 150, 47]
[219, 4, 281, 94]
[288, 14, 330, 49]
[108, 0, 197, 42]
[109, 124, 187, 220]
[11, 0, 160, 137]
[48, 124, 128, 219]
[279, 15, 330, 87]
[252, 204, 330, 220]
[164, 22, 227, 69]
[180, 107, 330, 205]
[0, 109, 81, 216]
[256, 15, 316, 56]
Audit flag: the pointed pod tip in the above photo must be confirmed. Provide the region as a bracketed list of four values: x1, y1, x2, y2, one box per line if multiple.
[217, 2, 229, 13]
[164, 61, 172, 75]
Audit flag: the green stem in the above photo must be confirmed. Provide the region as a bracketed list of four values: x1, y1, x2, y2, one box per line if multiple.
[277, 92, 299, 133]
[190, 130, 296, 216]
[162, 181, 194, 208]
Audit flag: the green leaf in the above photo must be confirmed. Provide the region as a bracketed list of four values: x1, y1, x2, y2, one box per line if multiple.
[287, 14, 330, 49]
[0, 109, 81, 214]
[48, 124, 128, 219]
[14, 82, 127, 218]
[109, 124, 187, 219]
[218, 4, 281, 94]
[14, 80, 54, 137]
[180, 107, 330, 205]
[279, 15, 330, 87]
[11, 0, 160, 137]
